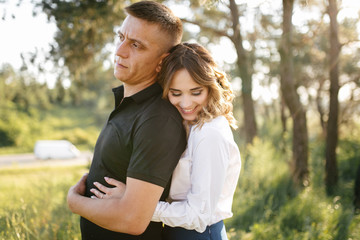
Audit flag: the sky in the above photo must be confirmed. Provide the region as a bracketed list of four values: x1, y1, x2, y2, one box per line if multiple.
[0, 0, 359, 100]
[0, 1, 56, 69]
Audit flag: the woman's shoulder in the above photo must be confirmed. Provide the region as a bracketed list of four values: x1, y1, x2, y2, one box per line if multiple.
[192, 116, 231, 139]
[199, 115, 229, 131]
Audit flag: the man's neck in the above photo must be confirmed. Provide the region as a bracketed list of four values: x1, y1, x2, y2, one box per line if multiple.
[123, 80, 156, 97]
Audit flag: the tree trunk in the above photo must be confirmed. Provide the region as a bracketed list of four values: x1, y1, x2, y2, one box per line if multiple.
[325, 0, 340, 194]
[229, 0, 257, 144]
[354, 164, 360, 212]
[280, 94, 288, 153]
[280, 94, 287, 134]
[279, 0, 309, 186]
[316, 78, 326, 135]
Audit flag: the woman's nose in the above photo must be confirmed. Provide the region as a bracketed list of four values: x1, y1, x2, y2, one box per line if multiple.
[179, 96, 192, 108]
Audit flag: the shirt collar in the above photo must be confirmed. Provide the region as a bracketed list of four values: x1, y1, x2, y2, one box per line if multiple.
[112, 83, 163, 106]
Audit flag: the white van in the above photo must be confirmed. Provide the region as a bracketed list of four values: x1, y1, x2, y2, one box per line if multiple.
[34, 140, 81, 160]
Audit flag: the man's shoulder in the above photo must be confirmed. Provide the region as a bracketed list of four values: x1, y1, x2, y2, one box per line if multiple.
[143, 94, 182, 122]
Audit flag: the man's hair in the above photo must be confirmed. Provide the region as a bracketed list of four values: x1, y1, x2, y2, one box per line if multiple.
[125, 1, 182, 51]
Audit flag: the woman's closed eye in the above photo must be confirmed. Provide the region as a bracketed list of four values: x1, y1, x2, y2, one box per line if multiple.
[191, 90, 202, 96]
[170, 90, 203, 97]
[170, 91, 182, 97]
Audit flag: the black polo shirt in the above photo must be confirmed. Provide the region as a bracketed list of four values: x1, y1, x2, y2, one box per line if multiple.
[80, 83, 186, 240]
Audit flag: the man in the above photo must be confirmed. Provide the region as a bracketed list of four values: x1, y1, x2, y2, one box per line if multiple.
[67, 1, 186, 239]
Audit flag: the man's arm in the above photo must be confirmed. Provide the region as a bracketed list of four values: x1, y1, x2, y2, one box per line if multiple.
[67, 176, 163, 235]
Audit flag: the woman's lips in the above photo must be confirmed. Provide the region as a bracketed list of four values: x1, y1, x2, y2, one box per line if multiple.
[180, 106, 197, 114]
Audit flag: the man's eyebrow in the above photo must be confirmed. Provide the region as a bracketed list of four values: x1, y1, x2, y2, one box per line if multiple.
[116, 30, 147, 47]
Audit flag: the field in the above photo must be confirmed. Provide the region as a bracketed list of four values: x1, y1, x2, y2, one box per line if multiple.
[1, 138, 359, 240]
[0, 107, 360, 239]
[0, 166, 87, 240]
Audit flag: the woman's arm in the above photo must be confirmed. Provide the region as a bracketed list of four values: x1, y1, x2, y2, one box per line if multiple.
[152, 129, 229, 232]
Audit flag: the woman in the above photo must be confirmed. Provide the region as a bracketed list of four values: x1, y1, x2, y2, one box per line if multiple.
[91, 43, 241, 240]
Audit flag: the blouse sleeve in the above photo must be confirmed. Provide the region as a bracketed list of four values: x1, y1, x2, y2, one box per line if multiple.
[151, 128, 229, 232]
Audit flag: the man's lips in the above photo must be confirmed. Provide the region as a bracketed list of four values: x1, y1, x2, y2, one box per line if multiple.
[116, 62, 128, 68]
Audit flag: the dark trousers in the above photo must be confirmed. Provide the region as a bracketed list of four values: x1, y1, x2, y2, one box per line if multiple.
[162, 220, 227, 240]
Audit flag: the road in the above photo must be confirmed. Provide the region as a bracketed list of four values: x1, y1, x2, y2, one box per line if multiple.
[0, 152, 93, 169]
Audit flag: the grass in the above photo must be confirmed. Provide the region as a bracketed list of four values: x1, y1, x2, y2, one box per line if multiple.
[0, 165, 87, 240]
[1, 136, 359, 239]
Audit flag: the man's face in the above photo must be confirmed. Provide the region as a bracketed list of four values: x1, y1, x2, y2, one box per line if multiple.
[114, 15, 168, 86]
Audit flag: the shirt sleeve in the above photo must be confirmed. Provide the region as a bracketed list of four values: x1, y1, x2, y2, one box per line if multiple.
[152, 128, 229, 232]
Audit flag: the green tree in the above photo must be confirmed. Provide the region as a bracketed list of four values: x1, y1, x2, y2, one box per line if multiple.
[177, 0, 257, 143]
[36, 0, 127, 104]
[279, 0, 309, 186]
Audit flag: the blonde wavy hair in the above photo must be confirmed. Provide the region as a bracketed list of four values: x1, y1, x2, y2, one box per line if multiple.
[157, 43, 237, 129]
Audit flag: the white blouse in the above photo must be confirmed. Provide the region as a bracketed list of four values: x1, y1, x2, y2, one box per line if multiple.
[152, 116, 241, 232]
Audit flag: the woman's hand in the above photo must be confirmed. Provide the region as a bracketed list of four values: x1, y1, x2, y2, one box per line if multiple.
[90, 177, 126, 199]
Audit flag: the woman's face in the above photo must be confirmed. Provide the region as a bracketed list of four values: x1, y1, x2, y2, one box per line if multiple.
[167, 69, 209, 121]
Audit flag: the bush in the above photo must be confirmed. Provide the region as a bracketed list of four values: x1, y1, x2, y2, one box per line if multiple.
[0, 105, 103, 154]
[278, 191, 325, 236]
[226, 134, 360, 240]
[0, 103, 42, 150]
[228, 138, 296, 232]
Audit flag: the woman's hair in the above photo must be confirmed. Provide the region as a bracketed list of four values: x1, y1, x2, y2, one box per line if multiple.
[158, 43, 237, 129]
[125, 1, 182, 51]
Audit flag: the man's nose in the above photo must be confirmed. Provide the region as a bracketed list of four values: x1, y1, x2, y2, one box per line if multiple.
[115, 41, 129, 58]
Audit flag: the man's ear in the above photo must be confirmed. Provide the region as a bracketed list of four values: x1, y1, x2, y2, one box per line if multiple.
[156, 53, 170, 72]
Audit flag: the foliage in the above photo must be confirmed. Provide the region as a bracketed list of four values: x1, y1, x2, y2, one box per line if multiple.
[0, 64, 52, 112]
[36, 0, 126, 75]
[27, 0, 131, 104]
[224, 121, 360, 240]
[0, 104, 104, 154]
[0, 102, 41, 150]
[0, 63, 114, 154]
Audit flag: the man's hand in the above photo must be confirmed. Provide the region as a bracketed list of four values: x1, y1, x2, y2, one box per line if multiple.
[66, 175, 163, 234]
[67, 173, 88, 212]
[90, 177, 126, 199]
